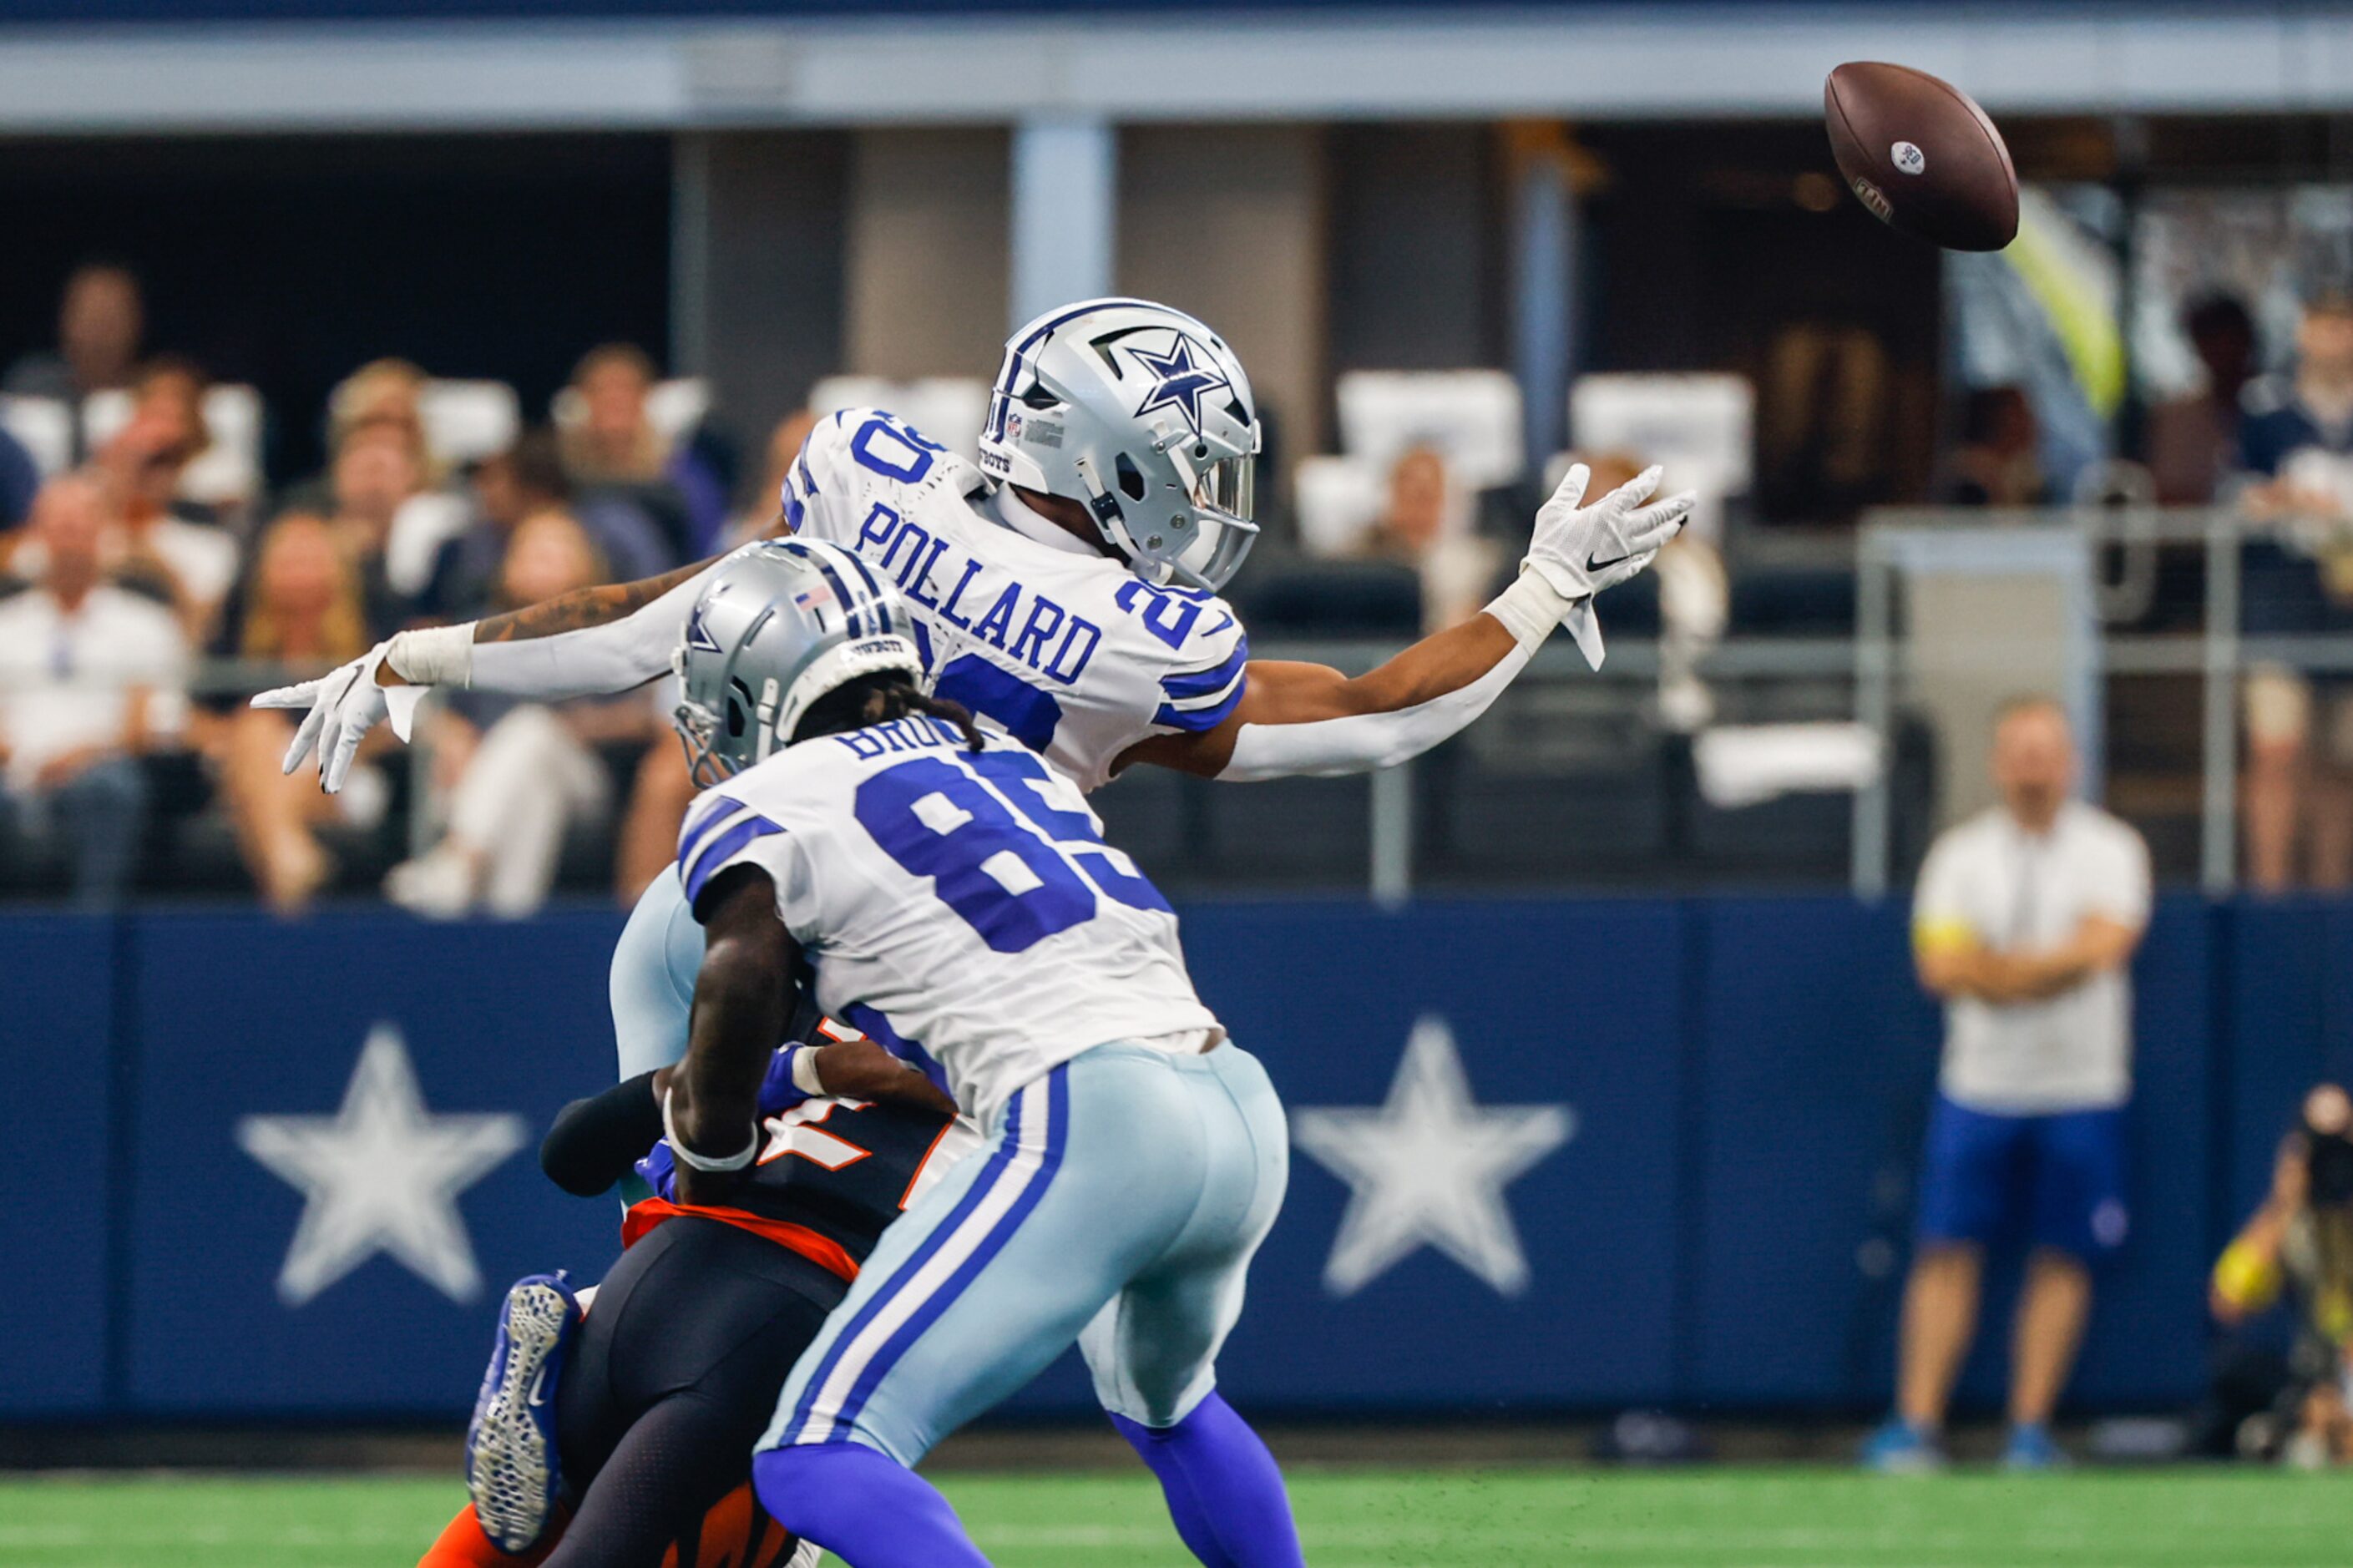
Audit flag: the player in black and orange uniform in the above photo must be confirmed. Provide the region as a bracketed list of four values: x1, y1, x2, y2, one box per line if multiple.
[420, 1007, 973, 1568]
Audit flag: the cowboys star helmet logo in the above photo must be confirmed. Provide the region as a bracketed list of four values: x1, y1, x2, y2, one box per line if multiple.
[684, 600, 724, 655]
[1128, 334, 1232, 437]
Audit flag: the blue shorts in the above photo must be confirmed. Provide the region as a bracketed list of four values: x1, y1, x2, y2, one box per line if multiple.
[1915, 1095, 2129, 1262]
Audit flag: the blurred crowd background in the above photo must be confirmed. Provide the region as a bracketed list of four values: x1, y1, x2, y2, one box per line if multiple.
[13, 109, 2353, 914]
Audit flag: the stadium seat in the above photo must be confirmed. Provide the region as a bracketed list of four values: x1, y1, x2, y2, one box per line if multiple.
[1333, 370, 1523, 491]
[645, 378, 711, 447]
[807, 376, 990, 461]
[80, 383, 266, 510]
[0, 395, 73, 477]
[184, 384, 264, 508]
[419, 380, 523, 468]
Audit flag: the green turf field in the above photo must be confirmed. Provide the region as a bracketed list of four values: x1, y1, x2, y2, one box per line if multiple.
[0, 1467, 2345, 1566]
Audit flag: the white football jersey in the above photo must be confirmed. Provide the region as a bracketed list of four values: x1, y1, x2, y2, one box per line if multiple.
[676, 716, 1222, 1123]
[782, 407, 1249, 792]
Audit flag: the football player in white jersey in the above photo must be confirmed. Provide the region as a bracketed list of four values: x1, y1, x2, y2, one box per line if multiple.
[659, 539, 1299, 1567]
[258, 300, 1689, 956]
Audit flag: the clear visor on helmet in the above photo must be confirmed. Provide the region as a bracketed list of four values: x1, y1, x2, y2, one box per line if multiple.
[1159, 454, 1261, 591]
[1188, 453, 1256, 526]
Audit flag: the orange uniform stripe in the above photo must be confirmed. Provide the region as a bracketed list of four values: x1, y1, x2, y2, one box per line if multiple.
[621, 1197, 863, 1283]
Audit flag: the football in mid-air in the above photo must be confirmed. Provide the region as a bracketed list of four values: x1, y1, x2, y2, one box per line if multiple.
[1824, 61, 2018, 252]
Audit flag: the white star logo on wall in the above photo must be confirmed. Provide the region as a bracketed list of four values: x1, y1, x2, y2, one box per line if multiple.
[237, 1023, 527, 1308]
[1292, 1015, 1574, 1298]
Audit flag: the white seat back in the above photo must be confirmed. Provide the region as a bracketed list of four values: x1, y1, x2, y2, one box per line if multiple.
[183, 384, 263, 507]
[419, 379, 521, 468]
[1291, 454, 1387, 559]
[807, 376, 990, 462]
[0, 395, 73, 478]
[80, 384, 266, 508]
[1334, 370, 1524, 492]
[1568, 372, 1754, 544]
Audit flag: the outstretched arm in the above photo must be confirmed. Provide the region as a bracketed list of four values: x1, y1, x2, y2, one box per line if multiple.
[473, 556, 721, 647]
[1118, 463, 1692, 782]
[1118, 613, 1536, 780]
[253, 554, 727, 791]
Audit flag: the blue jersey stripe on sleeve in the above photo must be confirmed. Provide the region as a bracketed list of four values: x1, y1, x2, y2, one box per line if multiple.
[676, 794, 748, 868]
[1158, 637, 1250, 703]
[681, 812, 784, 906]
[1154, 675, 1247, 733]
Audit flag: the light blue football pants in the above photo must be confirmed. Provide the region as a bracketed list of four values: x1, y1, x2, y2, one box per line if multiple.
[610, 867, 700, 1080]
[758, 1039, 1289, 1465]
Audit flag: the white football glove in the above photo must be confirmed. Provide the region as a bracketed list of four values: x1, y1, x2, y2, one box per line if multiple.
[250, 640, 428, 793]
[1521, 463, 1695, 666]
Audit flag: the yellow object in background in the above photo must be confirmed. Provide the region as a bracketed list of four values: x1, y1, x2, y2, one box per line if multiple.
[1913, 916, 1979, 959]
[2214, 1237, 2284, 1314]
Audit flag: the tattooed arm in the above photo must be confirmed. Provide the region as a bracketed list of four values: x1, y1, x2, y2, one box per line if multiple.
[393, 554, 731, 700]
[471, 557, 720, 647]
[253, 551, 742, 790]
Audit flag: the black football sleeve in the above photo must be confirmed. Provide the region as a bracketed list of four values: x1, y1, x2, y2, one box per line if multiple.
[540, 1071, 667, 1197]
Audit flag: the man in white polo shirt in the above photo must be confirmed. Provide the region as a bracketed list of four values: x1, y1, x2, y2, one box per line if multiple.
[0, 473, 186, 904]
[1865, 697, 2150, 1472]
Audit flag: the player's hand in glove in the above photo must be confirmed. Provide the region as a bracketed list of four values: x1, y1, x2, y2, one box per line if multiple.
[250, 640, 428, 793]
[1521, 463, 1696, 667]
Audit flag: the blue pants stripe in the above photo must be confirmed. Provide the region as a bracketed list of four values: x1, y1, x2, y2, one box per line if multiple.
[830, 1066, 1070, 1435]
[782, 1074, 1057, 1444]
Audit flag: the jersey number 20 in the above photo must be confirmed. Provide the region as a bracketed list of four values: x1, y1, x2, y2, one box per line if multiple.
[853, 750, 1167, 953]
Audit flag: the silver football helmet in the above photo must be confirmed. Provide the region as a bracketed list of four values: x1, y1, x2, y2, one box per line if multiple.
[670, 539, 923, 786]
[979, 297, 1262, 591]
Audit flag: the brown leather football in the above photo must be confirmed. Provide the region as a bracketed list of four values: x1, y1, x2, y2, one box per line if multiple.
[1824, 62, 2019, 252]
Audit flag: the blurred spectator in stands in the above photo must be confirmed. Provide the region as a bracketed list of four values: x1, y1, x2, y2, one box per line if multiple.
[321, 413, 447, 635]
[1758, 321, 1894, 520]
[1941, 385, 2048, 508]
[89, 357, 240, 635]
[3, 262, 144, 409]
[2204, 1084, 2353, 1467]
[2234, 294, 2353, 892]
[559, 343, 714, 560]
[326, 357, 431, 464]
[0, 422, 38, 529]
[731, 406, 821, 548]
[421, 427, 670, 624]
[1359, 445, 1500, 633]
[281, 359, 468, 605]
[2240, 664, 2353, 893]
[1865, 698, 2149, 1473]
[0, 473, 186, 906]
[387, 509, 652, 918]
[420, 429, 547, 621]
[2146, 295, 2258, 506]
[2241, 293, 2353, 506]
[205, 512, 381, 913]
[563, 343, 667, 487]
[614, 712, 696, 903]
